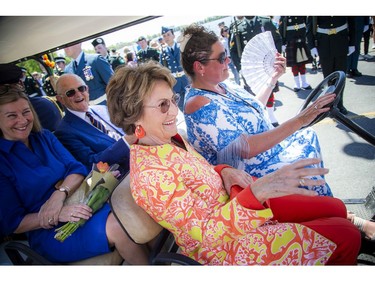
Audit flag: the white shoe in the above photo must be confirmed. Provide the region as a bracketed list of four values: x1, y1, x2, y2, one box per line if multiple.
[372, 44, 375, 49]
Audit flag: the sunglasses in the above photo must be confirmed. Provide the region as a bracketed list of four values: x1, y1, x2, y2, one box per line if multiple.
[64, 85, 87, 98]
[202, 50, 228, 64]
[144, 94, 180, 114]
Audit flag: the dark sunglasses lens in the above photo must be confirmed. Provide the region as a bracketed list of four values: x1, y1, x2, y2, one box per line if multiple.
[219, 52, 227, 64]
[77, 85, 87, 92]
[65, 86, 86, 97]
[160, 100, 170, 113]
[65, 89, 76, 97]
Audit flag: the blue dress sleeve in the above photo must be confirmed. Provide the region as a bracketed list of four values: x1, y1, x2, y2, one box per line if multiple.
[0, 130, 87, 236]
[41, 130, 88, 178]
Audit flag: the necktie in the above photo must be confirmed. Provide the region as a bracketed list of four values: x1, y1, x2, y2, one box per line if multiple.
[86, 112, 107, 134]
[170, 47, 174, 55]
[73, 61, 78, 73]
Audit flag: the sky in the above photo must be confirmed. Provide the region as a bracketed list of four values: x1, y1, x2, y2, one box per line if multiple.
[80, 15, 215, 51]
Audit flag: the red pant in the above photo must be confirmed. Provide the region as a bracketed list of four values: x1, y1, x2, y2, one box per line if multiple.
[231, 186, 361, 265]
[268, 195, 361, 265]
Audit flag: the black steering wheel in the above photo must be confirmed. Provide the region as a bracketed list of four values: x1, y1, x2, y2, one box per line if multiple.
[299, 71, 345, 128]
[299, 70, 375, 146]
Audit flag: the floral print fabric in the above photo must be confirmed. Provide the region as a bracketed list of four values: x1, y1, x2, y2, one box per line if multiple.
[130, 138, 336, 265]
[184, 82, 332, 196]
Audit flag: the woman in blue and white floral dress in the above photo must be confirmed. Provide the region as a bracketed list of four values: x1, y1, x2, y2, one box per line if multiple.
[180, 24, 336, 197]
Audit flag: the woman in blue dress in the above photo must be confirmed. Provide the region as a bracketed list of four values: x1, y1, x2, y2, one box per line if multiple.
[180, 24, 375, 240]
[180, 24, 335, 196]
[0, 83, 148, 264]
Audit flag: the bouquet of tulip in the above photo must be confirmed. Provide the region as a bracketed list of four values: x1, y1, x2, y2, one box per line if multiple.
[42, 54, 59, 95]
[54, 162, 120, 242]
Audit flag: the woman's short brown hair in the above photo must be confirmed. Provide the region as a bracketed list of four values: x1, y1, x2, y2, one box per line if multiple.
[106, 61, 176, 135]
[0, 84, 42, 137]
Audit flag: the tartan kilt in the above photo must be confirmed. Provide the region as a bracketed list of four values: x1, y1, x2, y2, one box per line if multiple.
[285, 38, 313, 67]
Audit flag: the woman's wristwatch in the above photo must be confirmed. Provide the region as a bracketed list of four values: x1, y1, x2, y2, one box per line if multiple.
[56, 185, 71, 197]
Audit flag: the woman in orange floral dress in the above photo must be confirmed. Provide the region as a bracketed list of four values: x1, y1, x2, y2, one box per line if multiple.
[106, 62, 361, 265]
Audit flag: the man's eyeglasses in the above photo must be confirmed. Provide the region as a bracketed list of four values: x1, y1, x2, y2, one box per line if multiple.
[64, 85, 87, 98]
[201, 50, 228, 64]
[144, 94, 180, 114]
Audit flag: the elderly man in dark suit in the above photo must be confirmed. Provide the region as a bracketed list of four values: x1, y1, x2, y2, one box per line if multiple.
[159, 26, 190, 111]
[54, 73, 135, 174]
[64, 43, 113, 105]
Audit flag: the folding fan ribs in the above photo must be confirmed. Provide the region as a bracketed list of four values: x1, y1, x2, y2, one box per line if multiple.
[241, 31, 277, 95]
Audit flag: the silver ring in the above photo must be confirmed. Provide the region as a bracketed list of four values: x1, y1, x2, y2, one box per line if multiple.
[299, 178, 305, 186]
[48, 218, 53, 224]
[314, 105, 318, 110]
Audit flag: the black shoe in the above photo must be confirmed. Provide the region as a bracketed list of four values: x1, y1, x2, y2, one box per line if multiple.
[272, 122, 279, 127]
[338, 107, 348, 115]
[352, 69, 362, 77]
[346, 71, 353, 78]
[302, 85, 312, 90]
[293, 87, 300, 92]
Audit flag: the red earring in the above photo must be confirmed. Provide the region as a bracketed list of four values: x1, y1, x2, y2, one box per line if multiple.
[135, 125, 146, 139]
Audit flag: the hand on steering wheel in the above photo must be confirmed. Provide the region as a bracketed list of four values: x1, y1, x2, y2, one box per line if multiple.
[298, 71, 375, 145]
[297, 93, 336, 128]
[298, 71, 345, 128]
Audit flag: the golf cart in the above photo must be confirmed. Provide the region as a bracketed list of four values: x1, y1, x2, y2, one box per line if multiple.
[0, 16, 374, 266]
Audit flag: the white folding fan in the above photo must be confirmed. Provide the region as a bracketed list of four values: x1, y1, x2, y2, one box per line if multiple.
[241, 31, 277, 95]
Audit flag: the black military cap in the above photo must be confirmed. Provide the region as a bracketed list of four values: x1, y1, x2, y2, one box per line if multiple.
[161, 26, 173, 34]
[137, 36, 146, 42]
[0, 63, 22, 84]
[54, 56, 66, 63]
[92, 38, 106, 47]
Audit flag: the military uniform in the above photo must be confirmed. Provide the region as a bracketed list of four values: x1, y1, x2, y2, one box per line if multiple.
[229, 16, 282, 126]
[228, 17, 252, 72]
[306, 16, 355, 113]
[159, 26, 189, 111]
[20, 68, 43, 98]
[280, 16, 312, 67]
[42, 56, 65, 97]
[279, 16, 312, 91]
[136, 47, 160, 64]
[65, 52, 114, 105]
[136, 35, 160, 64]
[92, 38, 125, 71]
[108, 54, 125, 71]
[229, 16, 282, 72]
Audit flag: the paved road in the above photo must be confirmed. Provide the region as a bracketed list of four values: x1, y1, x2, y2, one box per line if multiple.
[273, 48, 375, 218]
